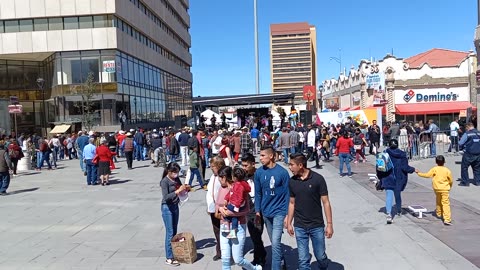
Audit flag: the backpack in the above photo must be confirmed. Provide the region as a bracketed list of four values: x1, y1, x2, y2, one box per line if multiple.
[353, 135, 363, 145]
[376, 151, 394, 172]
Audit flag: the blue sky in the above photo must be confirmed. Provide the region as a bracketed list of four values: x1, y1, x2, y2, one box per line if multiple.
[189, 0, 477, 97]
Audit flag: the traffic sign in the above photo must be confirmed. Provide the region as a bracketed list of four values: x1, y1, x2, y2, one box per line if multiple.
[8, 105, 22, 114]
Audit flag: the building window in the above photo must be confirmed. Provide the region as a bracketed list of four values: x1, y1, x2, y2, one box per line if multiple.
[48, 18, 63, 30]
[79, 16, 93, 29]
[34, 18, 48, 31]
[19, 19, 33, 32]
[64, 17, 79, 30]
[4, 20, 19, 33]
[93, 15, 112, 28]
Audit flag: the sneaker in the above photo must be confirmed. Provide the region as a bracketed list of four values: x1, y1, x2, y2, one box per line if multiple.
[363, 159, 367, 163]
[444, 221, 452, 226]
[339, 173, 344, 178]
[348, 174, 352, 178]
[202, 185, 208, 191]
[165, 259, 180, 266]
[458, 182, 470, 187]
[226, 230, 237, 239]
[386, 215, 392, 224]
[354, 160, 358, 164]
[212, 254, 221, 261]
[220, 223, 230, 232]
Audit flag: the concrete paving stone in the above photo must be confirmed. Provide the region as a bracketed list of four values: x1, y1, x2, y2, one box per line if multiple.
[0, 157, 478, 269]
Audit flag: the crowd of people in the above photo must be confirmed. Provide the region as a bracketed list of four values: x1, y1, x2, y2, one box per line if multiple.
[1, 114, 479, 269]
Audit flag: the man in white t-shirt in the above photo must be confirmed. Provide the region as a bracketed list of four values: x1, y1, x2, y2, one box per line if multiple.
[211, 130, 223, 156]
[448, 118, 460, 152]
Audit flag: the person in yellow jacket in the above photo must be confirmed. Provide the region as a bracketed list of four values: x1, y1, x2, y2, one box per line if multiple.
[415, 155, 453, 225]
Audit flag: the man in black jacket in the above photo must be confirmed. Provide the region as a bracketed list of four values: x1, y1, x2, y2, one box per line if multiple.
[368, 120, 381, 155]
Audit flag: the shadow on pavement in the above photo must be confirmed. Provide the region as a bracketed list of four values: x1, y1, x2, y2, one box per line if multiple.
[18, 172, 41, 176]
[194, 253, 204, 262]
[196, 238, 217, 250]
[312, 260, 345, 270]
[132, 165, 150, 169]
[9, 187, 39, 195]
[108, 179, 132, 185]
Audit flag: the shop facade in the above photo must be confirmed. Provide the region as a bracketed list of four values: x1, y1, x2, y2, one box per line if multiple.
[321, 48, 476, 127]
[0, 0, 192, 135]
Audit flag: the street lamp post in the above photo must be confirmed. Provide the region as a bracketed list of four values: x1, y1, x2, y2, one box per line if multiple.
[254, 0, 260, 95]
[133, 97, 137, 123]
[329, 48, 342, 74]
[181, 87, 186, 117]
[318, 85, 324, 112]
[36, 78, 46, 136]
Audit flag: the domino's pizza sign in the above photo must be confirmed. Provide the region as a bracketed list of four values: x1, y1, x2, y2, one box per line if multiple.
[402, 89, 460, 103]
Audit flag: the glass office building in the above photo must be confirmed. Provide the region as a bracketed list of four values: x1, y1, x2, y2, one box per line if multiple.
[0, 0, 192, 134]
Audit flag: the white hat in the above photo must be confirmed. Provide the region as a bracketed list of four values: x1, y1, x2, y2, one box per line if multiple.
[78, 131, 83, 135]
[129, 129, 135, 132]
[126, 132, 132, 136]
[218, 130, 223, 135]
[88, 131, 94, 136]
[119, 130, 125, 135]
[153, 129, 157, 132]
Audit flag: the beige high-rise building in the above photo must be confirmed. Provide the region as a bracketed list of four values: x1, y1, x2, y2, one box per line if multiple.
[270, 22, 317, 101]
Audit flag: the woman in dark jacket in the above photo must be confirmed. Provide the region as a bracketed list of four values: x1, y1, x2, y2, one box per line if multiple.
[377, 139, 415, 224]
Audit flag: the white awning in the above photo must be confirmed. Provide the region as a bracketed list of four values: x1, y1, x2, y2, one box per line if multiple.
[49, 124, 71, 134]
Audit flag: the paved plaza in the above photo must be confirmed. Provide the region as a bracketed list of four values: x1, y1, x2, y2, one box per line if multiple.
[0, 154, 479, 270]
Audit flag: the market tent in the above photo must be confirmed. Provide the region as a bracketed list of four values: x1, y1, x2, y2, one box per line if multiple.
[49, 124, 71, 134]
[201, 109, 221, 125]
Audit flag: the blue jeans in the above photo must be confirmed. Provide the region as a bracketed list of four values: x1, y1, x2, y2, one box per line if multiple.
[0, 172, 10, 193]
[430, 139, 436, 156]
[135, 145, 144, 161]
[36, 152, 43, 169]
[161, 203, 179, 260]
[220, 224, 259, 270]
[338, 153, 351, 175]
[39, 152, 52, 169]
[85, 159, 97, 185]
[204, 148, 210, 167]
[385, 189, 402, 215]
[52, 146, 59, 167]
[188, 168, 204, 187]
[294, 226, 329, 270]
[282, 148, 290, 163]
[263, 215, 285, 270]
[78, 150, 84, 172]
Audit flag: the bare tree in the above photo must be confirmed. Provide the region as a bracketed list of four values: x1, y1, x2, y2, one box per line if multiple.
[71, 73, 97, 131]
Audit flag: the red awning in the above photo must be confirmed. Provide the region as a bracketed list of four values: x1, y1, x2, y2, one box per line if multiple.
[350, 106, 360, 111]
[338, 107, 350, 111]
[395, 101, 473, 115]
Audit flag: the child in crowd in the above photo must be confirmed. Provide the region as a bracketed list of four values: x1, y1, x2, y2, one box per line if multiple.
[188, 146, 207, 190]
[415, 155, 453, 225]
[222, 167, 251, 238]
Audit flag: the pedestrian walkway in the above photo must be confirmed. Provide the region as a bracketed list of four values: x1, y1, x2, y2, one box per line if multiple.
[0, 157, 477, 269]
[329, 153, 480, 268]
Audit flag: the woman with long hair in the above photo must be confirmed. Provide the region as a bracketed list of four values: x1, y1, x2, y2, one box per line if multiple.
[205, 156, 226, 261]
[217, 166, 262, 270]
[336, 131, 354, 177]
[353, 128, 368, 163]
[160, 162, 186, 266]
[218, 138, 234, 167]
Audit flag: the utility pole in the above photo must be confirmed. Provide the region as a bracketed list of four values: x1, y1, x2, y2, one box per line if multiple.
[254, 0, 260, 95]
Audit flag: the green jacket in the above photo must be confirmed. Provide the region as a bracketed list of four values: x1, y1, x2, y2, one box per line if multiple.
[189, 150, 198, 169]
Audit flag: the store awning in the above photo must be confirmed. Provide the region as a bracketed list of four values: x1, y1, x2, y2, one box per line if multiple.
[350, 106, 360, 111]
[338, 107, 350, 111]
[395, 101, 473, 115]
[49, 124, 71, 134]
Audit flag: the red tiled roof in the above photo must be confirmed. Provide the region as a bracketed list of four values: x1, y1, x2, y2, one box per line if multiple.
[404, 48, 469, 69]
[270, 22, 311, 35]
